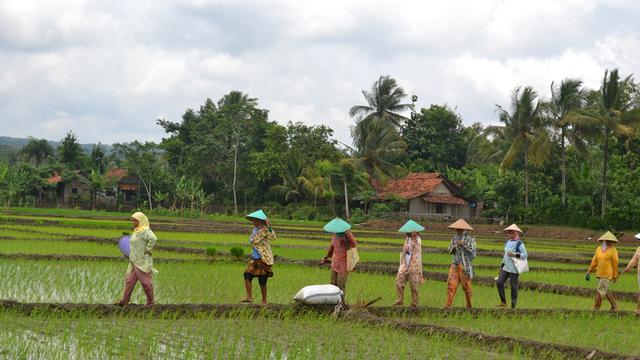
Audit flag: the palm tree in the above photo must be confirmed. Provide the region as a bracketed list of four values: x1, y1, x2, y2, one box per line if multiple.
[350, 75, 414, 140]
[568, 69, 640, 218]
[271, 154, 304, 203]
[21, 138, 53, 166]
[496, 86, 550, 209]
[298, 170, 325, 211]
[350, 119, 407, 185]
[544, 79, 586, 208]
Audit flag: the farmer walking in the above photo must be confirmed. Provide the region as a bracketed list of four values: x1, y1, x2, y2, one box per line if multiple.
[623, 233, 640, 315]
[241, 209, 275, 305]
[115, 212, 157, 306]
[445, 219, 476, 309]
[321, 218, 357, 300]
[395, 220, 425, 308]
[496, 223, 528, 309]
[587, 231, 619, 311]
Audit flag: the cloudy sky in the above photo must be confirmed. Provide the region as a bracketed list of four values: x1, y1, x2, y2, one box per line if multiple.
[1, 0, 639, 146]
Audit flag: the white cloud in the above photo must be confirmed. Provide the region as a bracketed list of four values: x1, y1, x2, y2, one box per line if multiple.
[0, 0, 639, 146]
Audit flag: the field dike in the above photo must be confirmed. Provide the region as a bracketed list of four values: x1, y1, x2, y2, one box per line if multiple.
[0, 300, 635, 360]
[2, 252, 638, 302]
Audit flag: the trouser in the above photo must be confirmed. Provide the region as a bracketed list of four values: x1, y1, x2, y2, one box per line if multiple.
[496, 270, 519, 308]
[244, 272, 269, 287]
[331, 270, 349, 298]
[395, 271, 421, 306]
[121, 266, 154, 305]
[446, 264, 472, 308]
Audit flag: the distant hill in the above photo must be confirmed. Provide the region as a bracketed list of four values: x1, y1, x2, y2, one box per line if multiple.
[0, 136, 113, 154]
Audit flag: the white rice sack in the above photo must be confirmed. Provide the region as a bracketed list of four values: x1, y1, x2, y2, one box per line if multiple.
[293, 284, 343, 305]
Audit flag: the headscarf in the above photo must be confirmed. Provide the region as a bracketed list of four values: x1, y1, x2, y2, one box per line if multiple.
[601, 241, 607, 252]
[131, 212, 150, 235]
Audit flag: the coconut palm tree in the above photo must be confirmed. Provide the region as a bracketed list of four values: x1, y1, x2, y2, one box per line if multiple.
[271, 154, 304, 203]
[350, 75, 414, 140]
[496, 86, 550, 209]
[544, 79, 586, 208]
[21, 138, 53, 166]
[350, 119, 407, 185]
[568, 69, 640, 218]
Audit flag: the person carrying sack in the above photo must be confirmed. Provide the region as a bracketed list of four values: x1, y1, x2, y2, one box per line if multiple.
[320, 218, 357, 301]
[496, 223, 528, 309]
[394, 219, 425, 308]
[445, 219, 476, 309]
[586, 231, 619, 311]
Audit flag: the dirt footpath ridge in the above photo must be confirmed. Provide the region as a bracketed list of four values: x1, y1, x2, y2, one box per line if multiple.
[0, 300, 634, 359]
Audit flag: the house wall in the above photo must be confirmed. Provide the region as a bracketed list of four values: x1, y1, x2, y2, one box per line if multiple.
[407, 199, 480, 219]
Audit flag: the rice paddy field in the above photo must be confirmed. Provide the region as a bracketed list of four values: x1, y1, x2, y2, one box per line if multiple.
[1, 207, 639, 359]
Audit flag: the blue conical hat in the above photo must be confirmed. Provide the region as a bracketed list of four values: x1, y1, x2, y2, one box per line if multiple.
[398, 219, 425, 233]
[246, 209, 268, 221]
[323, 218, 351, 233]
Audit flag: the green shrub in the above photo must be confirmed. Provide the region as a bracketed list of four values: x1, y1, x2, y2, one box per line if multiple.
[206, 247, 218, 257]
[350, 208, 367, 224]
[230, 246, 245, 260]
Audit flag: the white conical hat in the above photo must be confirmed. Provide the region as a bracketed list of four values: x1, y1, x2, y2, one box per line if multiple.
[503, 223, 523, 233]
[635, 233, 640, 240]
[598, 231, 618, 243]
[448, 219, 474, 231]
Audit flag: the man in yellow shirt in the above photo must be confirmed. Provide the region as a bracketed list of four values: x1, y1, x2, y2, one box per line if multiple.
[586, 231, 619, 311]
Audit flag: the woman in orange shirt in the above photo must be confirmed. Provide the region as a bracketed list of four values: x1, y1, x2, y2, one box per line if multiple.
[586, 231, 619, 311]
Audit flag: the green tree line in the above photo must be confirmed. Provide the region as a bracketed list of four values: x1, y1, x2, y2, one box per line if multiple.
[2, 69, 640, 229]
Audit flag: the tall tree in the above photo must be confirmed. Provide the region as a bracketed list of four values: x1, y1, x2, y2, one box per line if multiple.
[21, 138, 53, 166]
[402, 104, 467, 170]
[350, 75, 413, 141]
[569, 69, 640, 218]
[351, 119, 407, 185]
[217, 91, 260, 214]
[113, 141, 167, 211]
[90, 144, 107, 174]
[58, 132, 85, 169]
[544, 79, 586, 208]
[495, 86, 549, 209]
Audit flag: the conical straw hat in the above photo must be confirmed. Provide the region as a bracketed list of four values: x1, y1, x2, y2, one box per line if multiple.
[635, 233, 640, 240]
[398, 219, 425, 233]
[448, 219, 474, 231]
[323, 218, 351, 233]
[246, 209, 268, 221]
[503, 223, 523, 233]
[598, 231, 618, 243]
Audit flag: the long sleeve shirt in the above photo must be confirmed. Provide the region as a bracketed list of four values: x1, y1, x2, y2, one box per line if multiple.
[502, 240, 528, 274]
[398, 236, 422, 275]
[327, 236, 357, 275]
[588, 246, 619, 280]
[625, 246, 640, 287]
[127, 229, 157, 274]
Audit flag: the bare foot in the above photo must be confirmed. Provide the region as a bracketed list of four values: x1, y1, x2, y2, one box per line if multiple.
[240, 298, 253, 303]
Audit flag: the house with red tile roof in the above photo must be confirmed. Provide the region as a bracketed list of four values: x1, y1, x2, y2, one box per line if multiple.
[46, 171, 92, 204]
[105, 168, 139, 205]
[377, 172, 481, 220]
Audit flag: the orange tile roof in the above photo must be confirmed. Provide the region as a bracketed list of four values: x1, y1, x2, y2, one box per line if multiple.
[47, 173, 63, 184]
[377, 173, 445, 199]
[106, 168, 128, 180]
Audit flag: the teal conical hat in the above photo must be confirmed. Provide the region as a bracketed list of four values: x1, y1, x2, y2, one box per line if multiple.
[323, 218, 351, 233]
[398, 219, 425, 233]
[246, 209, 268, 221]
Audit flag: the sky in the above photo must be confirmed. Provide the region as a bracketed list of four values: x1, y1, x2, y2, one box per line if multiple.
[1, 0, 639, 146]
